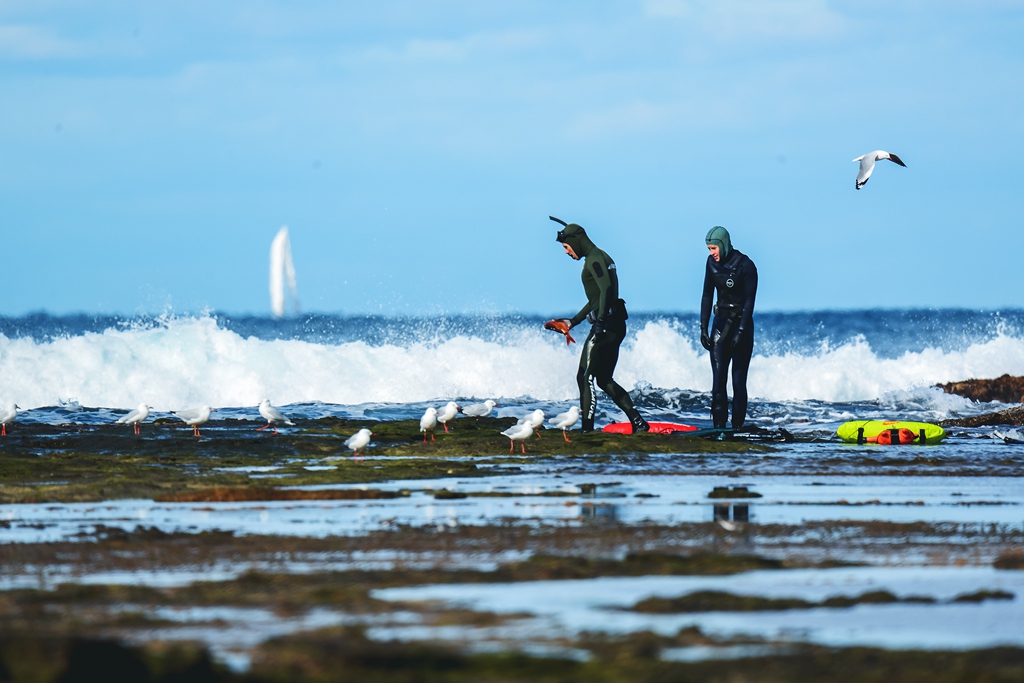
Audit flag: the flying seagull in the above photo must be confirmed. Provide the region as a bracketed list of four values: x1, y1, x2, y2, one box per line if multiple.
[853, 150, 906, 190]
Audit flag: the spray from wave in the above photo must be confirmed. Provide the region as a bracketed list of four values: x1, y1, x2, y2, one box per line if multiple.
[2, 315, 1024, 411]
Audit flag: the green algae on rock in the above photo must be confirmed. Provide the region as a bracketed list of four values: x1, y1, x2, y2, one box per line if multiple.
[0, 417, 767, 504]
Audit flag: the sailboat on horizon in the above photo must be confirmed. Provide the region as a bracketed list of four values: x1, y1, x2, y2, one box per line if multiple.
[269, 226, 299, 318]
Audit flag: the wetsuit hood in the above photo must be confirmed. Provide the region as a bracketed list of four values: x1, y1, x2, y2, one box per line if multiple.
[556, 223, 596, 258]
[705, 225, 732, 260]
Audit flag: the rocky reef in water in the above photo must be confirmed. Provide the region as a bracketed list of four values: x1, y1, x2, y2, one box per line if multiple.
[938, 374, 1024, 404]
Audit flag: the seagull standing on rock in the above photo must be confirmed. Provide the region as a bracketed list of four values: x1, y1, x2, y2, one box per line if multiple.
[420, 407, 438, 442]
[117, 403, 152, 435]
[501, 421, 535, 454]
[517, 409, 546, 437]
[461, 399, 498, 417]
[345, 427, 373, 461]
[437, 401, 461, 433]
[0, 402, 19, 436]
[548, 406, 580, 442]
[853, 150, 906, 190]
[172, 405, 215, 437]
[257, 399, 294, 434]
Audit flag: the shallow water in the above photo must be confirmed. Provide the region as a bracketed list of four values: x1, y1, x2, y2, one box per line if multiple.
[372, 566, 1024, 651]
[2, 471, 1021, 545]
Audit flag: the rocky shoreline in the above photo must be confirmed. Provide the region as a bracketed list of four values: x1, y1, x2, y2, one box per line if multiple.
[938, 374, 1024, 427]
[938, 374, 1024, 404]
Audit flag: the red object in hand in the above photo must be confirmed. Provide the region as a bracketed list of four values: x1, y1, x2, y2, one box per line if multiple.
[544, 320, 576, 345]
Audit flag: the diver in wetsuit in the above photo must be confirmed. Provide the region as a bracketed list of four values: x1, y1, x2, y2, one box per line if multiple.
[553, 221, 650, 434]
[700, 226, 758, 430]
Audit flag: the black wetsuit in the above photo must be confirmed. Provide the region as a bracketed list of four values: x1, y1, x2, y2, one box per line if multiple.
[566, 239, 640, 432]
[700, 249, 758, 429]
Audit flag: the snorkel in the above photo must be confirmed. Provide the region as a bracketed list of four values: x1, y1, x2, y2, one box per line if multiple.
[551, 216, 594, 258]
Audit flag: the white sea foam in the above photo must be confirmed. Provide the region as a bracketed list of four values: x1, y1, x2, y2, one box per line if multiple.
[1, 317, 1024, 410]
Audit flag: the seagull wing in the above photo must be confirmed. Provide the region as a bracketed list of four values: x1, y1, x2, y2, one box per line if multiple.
[855, 154, 877, 190]
[118, 407, 142, 424]
[174, 408, 203, 422]
[886, 152, 907, 167]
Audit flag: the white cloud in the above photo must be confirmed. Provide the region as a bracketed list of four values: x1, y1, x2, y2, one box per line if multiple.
[351, 27, 548, 65]
[0, 23, 79, 58]
[645, 0, 848, 41]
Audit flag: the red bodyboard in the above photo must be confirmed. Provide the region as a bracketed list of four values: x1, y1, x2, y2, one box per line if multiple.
[602, 422, 698, 435]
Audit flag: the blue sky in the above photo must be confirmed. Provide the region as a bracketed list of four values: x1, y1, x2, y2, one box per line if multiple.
[2, 1, 1023, 316]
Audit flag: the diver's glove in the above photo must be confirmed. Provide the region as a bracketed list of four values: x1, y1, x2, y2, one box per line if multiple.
[700, 327, 713, 351]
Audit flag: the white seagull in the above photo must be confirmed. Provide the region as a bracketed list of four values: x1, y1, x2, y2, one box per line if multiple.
[172, 405, 216, 437]
[517, 409, 546, 437]
[501, 421, 535, 454]
[345, 427, 373, 461]
[462, 399, 498, 418]
[420, 407, 438, 442]
[0, 402, 19, 436]
[117, 403, 152, 435]
[257, 399, 294, 434]
[853, 150, 907, 190]
[548, 406, 580, 443]
[437, 401, 461, 433]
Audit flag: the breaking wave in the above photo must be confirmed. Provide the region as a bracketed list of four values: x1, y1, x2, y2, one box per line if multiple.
[1, 313, 1024, 411]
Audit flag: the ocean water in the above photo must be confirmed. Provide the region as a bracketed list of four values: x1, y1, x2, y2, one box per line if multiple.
[0, 309, 1022, 426]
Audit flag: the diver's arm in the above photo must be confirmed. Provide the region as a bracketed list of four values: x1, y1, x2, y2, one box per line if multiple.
[738, 259, 758, 332]
[699, 259, 715, 351]
[592, 258, 613, 325]
[700, 259, 714, 331]
[569, 302, 592, 328]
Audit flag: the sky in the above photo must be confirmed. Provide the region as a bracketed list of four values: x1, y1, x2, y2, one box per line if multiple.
[2, 1, 1023, 316]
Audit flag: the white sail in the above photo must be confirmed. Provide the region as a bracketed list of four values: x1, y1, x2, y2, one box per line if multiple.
[269, 226, 299, 318]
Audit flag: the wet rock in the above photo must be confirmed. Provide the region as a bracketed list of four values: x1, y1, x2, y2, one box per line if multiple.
[54, 640, 151, 683]
[940, 406, 1024, 428]
[995, 551, 1024, 570]
[630, 589, 939, 614]
[708, 486, 762, 499]
[951, 589, 1015, 603]
[938, 374, 1024, 404]
[156, 487, 407, 502]
[434, 490, 468, 500]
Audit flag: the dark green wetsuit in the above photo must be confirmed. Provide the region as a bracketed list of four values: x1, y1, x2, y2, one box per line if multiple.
[558, 223, 645, 432]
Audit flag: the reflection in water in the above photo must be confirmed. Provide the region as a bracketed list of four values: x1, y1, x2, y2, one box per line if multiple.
[713, 502, 752, 523]
[581, 502, 620, 523]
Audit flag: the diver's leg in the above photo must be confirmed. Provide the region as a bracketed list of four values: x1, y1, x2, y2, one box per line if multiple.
[710, 321, 730, 429]
[730, 330, 754, 429]
[591, 321, 648, 432]
[578, 330, 597, 432]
